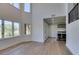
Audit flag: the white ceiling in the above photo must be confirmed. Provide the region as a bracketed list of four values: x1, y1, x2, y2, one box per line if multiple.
[44, 16, 66, 25]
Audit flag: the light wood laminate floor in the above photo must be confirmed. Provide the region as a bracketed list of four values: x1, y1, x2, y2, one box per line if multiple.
[0, 38, 72, 55]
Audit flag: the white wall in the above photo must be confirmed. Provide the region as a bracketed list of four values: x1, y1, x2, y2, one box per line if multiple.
[66, 20, 79, 55]
[32, 3, 66, 42]
[66, 3, 79, 54]
[0, 3, 32, 50]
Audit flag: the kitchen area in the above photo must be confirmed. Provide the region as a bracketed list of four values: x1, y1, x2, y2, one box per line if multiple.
[44, 16, 66, 41]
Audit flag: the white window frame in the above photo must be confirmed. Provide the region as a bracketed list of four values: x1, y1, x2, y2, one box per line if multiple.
[0, 20, 2, 38]
[14, 22, 20, 36]
[24, 3, 31, 13]
[4, 20, 13, 38]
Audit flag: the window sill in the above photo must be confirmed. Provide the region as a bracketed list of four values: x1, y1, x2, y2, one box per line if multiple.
[0, 35, 21, 41]
[0, 34, 31, 41]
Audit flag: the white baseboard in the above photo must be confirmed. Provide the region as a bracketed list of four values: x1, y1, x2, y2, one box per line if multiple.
[66, 44, 74, 55]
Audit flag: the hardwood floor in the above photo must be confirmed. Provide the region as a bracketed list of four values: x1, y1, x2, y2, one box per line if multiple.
[0, 38, 72, 55]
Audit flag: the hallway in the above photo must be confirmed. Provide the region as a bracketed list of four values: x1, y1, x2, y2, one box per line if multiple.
[0, 38, 72, 55]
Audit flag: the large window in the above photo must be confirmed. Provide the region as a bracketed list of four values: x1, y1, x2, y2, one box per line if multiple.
[24, 3, 31, 12]
[25, 24, 31, 35]
[10, 3, 20, 9]
[0, 19, 20, 39]
[0, 20, 2, 38]
[14, 22, 20, 36]
[68, 3, 79, 23]
[4, 21, 12, 38]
